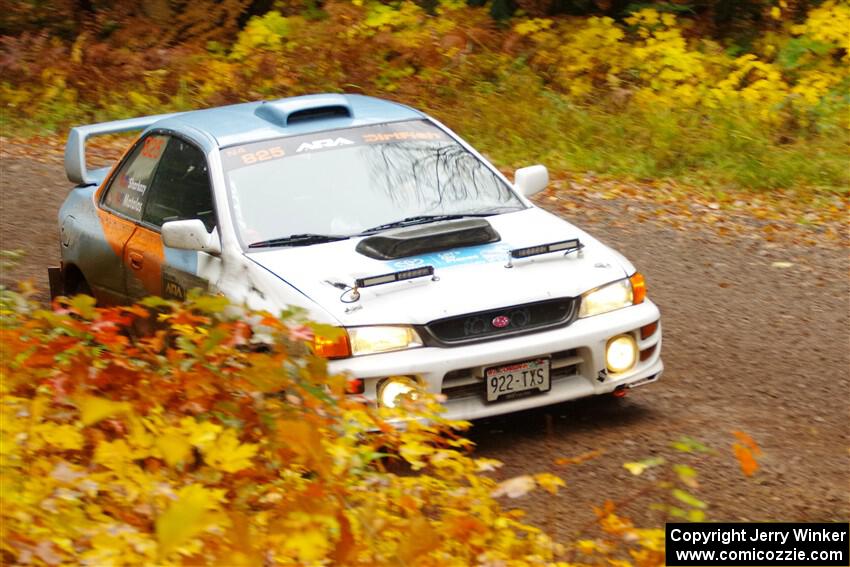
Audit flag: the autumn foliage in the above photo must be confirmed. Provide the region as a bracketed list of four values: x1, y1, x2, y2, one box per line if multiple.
[3, 1, 847, 127]
[2, 1, 848, 191]
[0, 288, 675, 565]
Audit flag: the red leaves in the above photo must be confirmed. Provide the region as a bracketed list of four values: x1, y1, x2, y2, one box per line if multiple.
[732, 430, 762, 477]
[555, 449, 605, 467]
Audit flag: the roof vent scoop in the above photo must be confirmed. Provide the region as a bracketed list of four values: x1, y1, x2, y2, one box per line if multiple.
[356, 219, 501, 261]
[254, 94, 353, 127]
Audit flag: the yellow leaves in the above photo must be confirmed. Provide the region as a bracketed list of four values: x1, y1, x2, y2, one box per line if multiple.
[514, 17, 553, 37]
[634, 528, 666, 551]
[794, 0, 850, 52]
[277, 419, 335, 476]
[474, 457, 503, 472]
[230, 11, 291, 60]
[7, 299, 427, 566]
[76, 395, 131, 426]
[361, 1, 425, 34]
[519, 2, 846, 120]
[155, 484, 225, 556]
[399, 439, 434, 471]
[4, 291, 753, 567]
[203, 429, 258, 473]
[281, 526, 332, 563]
[93, 439, 133, 468]
[180, 417, 222, 448]
[429, 449, 468, 477]
[576, 538, 601, 554]
[623, 457, 665, 475]
[397, 513, 441, 565]
[534, 472, 566, 495]
[155, 434, 193, 467]
[31, 423, 84, 451]
[626, 8, 660, 27]
[128, 415, 257, 472]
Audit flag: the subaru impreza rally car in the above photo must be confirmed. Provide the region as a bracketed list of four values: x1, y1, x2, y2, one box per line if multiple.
[53, 93, 662, 420]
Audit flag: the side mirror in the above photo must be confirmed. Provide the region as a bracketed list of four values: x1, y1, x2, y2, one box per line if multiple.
[514, 165, 549, 197]
[162, 219, 221, 254]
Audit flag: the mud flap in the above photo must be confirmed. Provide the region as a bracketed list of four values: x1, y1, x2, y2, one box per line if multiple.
[47, 266, 63, 300]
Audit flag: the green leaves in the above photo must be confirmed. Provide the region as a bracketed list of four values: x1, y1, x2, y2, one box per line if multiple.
[68, 294, 97, 319]
[672, 464, 699, 488]
[777, 37, 832, 71]
[672, 488, 707, 510]
[671, 436, 711, 453]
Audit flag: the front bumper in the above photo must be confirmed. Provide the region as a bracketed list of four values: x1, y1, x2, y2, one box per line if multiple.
[328, 300, 662, 421]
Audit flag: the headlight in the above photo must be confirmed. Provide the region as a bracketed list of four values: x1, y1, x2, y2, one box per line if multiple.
[348, 326, 423, 356]
[378, 376, 421, 408]
[579, 278, 633, 318]
[606, 334, 638, 373]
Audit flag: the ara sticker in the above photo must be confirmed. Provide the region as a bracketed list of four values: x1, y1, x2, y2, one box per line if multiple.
[296, 137, 354, 153]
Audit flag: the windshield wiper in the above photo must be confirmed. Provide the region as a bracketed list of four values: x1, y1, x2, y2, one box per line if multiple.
[248, 233, 350, 249]
[359, 211, 514, 235]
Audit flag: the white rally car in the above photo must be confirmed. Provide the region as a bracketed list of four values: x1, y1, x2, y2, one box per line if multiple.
[55, 93, 662, 420]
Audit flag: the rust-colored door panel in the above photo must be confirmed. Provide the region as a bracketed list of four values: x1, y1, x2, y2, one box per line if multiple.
[91, 208, 138, 302]
[124, 225, 164, 299]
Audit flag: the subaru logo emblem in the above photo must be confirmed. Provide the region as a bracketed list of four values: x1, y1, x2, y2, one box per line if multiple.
[491, 315, 510, 328]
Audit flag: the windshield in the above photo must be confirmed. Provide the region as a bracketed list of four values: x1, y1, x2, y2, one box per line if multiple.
[221, 120, 524, 247]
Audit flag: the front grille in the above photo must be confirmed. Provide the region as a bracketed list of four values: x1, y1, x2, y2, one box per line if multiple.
[422, 297, 577, 346]
[441, 349, 583, 401]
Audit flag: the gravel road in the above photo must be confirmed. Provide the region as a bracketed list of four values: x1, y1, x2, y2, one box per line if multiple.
[1, 147, 847, 540]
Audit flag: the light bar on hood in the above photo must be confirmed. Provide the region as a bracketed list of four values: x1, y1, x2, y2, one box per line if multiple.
[510, 238, 582, 259]
[354, 266, 435, 289]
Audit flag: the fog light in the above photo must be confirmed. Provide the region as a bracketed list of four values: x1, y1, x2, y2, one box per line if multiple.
[606, 334, 638, 373]
[378, 376, 420, 408]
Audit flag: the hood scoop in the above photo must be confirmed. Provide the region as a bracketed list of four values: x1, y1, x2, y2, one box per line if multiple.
[356, 218, 501, 260]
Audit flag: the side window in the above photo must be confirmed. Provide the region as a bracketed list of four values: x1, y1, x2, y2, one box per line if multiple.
[143, 138, 216, 232]
[102, 134, 168, 220]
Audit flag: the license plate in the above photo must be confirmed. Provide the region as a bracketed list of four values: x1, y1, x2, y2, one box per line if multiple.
[485, 358, 551, 402]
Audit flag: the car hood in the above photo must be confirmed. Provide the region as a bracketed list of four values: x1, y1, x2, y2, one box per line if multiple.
[246, 208, 631, 326]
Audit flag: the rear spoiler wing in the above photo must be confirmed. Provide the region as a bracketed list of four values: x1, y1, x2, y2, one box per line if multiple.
[64, 113, 180, 186]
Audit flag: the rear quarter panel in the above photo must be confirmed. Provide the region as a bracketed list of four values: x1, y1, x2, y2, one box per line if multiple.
[59, 183, 134, 303]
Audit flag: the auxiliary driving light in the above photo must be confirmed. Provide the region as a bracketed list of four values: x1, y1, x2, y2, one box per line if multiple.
[606, 334, 638, 374]
[510, 238, 582, 259]
[378, 376, 421, 408]
[355, 266, 435, 289]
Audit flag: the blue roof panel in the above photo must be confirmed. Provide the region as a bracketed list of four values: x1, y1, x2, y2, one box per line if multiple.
[166, 94, 425, 147]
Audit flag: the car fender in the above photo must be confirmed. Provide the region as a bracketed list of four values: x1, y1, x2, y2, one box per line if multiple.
[215, 255, 343, 326]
